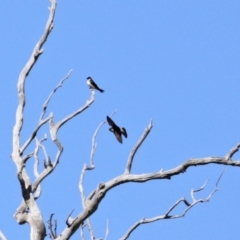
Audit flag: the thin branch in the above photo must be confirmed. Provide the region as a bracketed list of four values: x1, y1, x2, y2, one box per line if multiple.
[104, 220, 109, 240]
[20, 116, 51, 155]
[86, 218, 96, 240]
[20, 69, 72, 154]
[225, 143, 240, 160]
[79, 111, 117, 240]
[191, 179, 209, 202]
[80, 110, 118, 202]
[89, 110, 118, 169]
[125, 120, 153, 174]
[120, 172, 223, 240]
[80, 224, 86, 240]
[40, 69, 73, 120]
[32, 160, 55, 193]
[0, 230, 7, 240]
[66, 209, 76, 227]
[89, 122, 105, 169]
[50, 90, 95, 142]
[22, 152, 34, 163]
[33, 136, 48, 178]
[78, 123, 104, 239]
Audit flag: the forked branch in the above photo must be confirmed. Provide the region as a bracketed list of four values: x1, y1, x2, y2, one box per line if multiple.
[20, 70, 73, 154]
[120, 171, 224, 240]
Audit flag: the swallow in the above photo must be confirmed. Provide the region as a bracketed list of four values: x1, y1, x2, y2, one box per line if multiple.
[106, 116, 127, 143]
[86, 77, 104, 93]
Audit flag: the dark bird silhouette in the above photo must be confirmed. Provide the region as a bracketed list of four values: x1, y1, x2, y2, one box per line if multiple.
[86, 77, 104, 93]
[106, 116, 127, 143]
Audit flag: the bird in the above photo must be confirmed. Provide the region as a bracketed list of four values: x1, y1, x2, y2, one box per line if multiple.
[106, 116, 127, 143]
[86, 77, 104, 93]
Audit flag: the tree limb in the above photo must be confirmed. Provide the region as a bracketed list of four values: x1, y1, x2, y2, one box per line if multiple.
[125, 120, 153, 174]
[120, 171, 224, 240]
[56, 121, 240, 239]
[12, 1, 57, 239]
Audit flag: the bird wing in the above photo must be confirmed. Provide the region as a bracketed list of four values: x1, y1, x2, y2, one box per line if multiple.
[106, 116, 117, 127]
[90, 79, 99, 89]
[114, 131, 123, 143]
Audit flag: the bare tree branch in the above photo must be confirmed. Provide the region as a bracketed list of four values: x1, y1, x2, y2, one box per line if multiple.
[22, 152, 34, 163]
[20, 69, 72, 155]
[33, 136, 48, 178]
[40, 69, 73, 121]
[20, 116, 51, 155]
[78, 111, 118, 239]
[104, 220, 109, 240]
[33, 136, 48, 199]
[31, 90, 95, 193]
[14, 0, 57, 157]
[50, 90, 95, 142]
[0, 230, 7, 240]
[80, 224, 86, 240]
[29, 69, 80, 192]
[79, 116, 110, 240]
[86, 218, 95, 240]
[89, 110, 118, 169]
[66, 209, 77, 228]
[56, 127, 240, 240]
[125, 120, 153, 174]
[12, 1, 57, 239]
[120, 171, 224, 240]
[225, 143, 240, 160]
[191, 179, 209, 202]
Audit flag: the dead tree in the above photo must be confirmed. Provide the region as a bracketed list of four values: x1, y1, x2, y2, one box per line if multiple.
[1, 0, 240, 239]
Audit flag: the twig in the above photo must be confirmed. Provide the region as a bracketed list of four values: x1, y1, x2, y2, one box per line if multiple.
[80, 223, 86, 240]
[225, 143, 240, 161]
[86, 218, 95, 240]
[0, 230, 7, 240]
[125, 120, 153, 174]
[50, 90, 95, 142]
[66, 209, 76, 227]
[40, 69, 73, 120]
[104, 220, 109, 240]
[191, 179, 209, 202]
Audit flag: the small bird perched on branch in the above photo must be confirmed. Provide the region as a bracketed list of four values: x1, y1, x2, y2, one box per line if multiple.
[106, 116, 127, 143]
[86, 76, 104, 93]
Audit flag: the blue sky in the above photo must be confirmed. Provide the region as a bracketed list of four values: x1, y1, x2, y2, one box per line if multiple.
[1, 1, 240, 239]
